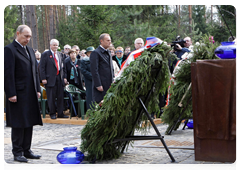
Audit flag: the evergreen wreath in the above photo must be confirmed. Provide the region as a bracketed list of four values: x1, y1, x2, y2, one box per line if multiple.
[161, 35, 220, 134]
[80, 43, 177, 161]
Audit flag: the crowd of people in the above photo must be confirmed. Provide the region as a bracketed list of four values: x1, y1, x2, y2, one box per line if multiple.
[4, 24, 196, 163]
[33, 34, 150, 120]
[31, 33, 196, 121]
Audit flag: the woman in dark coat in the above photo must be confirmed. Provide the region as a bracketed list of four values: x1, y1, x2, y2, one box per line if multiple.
[63, 49, 85, 116]
[80, 46, 95, 110]
[63, 49, 84, 91]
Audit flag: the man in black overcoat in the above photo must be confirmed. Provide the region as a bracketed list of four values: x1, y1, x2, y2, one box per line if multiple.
[39, 39, 68, 119]
[4, 25, 43, 162]
[90, 33, 114, 103]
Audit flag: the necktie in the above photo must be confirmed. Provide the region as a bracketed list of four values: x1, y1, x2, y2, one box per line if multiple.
[23, 46, 30, 59]
[53, 52, 59, 75]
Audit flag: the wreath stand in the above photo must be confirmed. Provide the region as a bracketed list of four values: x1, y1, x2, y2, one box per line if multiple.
[107, 65, 176, 163]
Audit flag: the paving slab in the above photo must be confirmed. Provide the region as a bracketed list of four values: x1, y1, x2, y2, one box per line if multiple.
[4, 121, 232, 164]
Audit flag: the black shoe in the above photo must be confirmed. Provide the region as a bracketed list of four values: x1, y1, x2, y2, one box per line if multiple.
[24, 151, 41, 159]
[58, 114, 69, 118]
[50, 114, 57, 119]
[14, 156, 28, 162]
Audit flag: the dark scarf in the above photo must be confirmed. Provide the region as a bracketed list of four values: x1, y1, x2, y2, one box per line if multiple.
[70, 59, 79, 85]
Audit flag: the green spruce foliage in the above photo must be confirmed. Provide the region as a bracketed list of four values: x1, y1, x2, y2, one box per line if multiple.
[161, 35, 220, 134]
[80, 43, 176, 161]
[4, 6, 19, 46]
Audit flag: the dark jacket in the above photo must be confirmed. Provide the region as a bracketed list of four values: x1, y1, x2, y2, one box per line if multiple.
[90, 46, 114, 103]
[39, 50, 65, 87]
[80, 58, 93, 109]
[4, 40, 42, 128]
[63, 59, 84, 90]
[112, 55, 128, 69]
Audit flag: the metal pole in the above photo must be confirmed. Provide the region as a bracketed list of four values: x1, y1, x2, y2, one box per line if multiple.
[216, 5, 234, 40]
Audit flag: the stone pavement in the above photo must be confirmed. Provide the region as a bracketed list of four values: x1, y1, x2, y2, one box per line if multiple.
[4, 121, 232, 164]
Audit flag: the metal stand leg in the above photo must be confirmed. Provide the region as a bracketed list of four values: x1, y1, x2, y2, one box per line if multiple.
[138, 97, 175, 162]
[166, 97, 192, 135]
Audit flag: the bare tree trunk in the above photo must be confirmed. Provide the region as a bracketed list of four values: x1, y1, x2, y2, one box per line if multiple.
[35, 6, 40, 50]
[29, 5, 38, 50]
[234, 5, 238, 33]
[49, 5, 54, 40]
[56, 5, 60, 37]
[53, 5, 56, 38]
[188, 5, 192, 34]
[63, 5, 67, 21]
[25, 5, 33, 48]
[176, 5, 179, 35]
[41, 6, 46, 51]
[20, 5, 25, 24]
[44, 5, 50, 48]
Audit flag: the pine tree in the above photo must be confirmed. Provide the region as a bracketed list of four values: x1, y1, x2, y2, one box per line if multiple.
[184, 19, 202, 43]
[74, 5, 114, 49]
[4, 6, 18, 46]
[192, 5, 207, 35]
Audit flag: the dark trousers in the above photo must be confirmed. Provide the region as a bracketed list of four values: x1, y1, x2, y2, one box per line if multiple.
[46, 74, 64, 116]
[11, 126, 33, 156]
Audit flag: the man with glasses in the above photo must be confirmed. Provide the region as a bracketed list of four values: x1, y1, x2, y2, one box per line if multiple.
[62, 44, 71, 62]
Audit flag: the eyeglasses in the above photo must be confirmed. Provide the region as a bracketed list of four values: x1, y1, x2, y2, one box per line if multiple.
[116, 52, 122, 55]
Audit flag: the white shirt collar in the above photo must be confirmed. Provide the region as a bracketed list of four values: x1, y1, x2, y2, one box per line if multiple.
[100, 45, 108, 51]
[15, 39, 23, 48]
[50, 49, 57, 55]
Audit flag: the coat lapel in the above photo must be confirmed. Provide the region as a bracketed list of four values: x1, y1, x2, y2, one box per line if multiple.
[56, 51, 62, 70]
[97, 46, 110, 65]
[48, 50, 57, 69]
[13, 40, 30, 61]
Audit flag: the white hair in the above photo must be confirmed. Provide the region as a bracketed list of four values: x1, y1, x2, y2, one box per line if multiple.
[50, 39, 59, 45]
[35, 51, 41, 56]
[134, 38, 144, 44]
[64, 44, 71, 49]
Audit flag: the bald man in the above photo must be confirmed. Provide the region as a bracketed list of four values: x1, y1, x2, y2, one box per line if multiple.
[4, 25, 42, 162]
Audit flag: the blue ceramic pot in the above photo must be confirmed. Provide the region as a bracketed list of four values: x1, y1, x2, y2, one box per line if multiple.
[215, 42, 236, 59]
[186, 119, 194, 129]
[57, 147, 84, 164]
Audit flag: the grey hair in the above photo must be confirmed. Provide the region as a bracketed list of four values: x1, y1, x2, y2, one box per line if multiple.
[50, 39, 59, 45]
[64, 44, 71, 49]
[16, 25, 31, 33]
[35, 51, 41, 57]
[134, 38, 144, 44]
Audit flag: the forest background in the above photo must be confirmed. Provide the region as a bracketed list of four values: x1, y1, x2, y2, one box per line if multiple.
[4, 5, 236, 52]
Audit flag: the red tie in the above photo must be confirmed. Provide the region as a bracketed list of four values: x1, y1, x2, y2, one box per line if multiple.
[54, 52, 59, 75]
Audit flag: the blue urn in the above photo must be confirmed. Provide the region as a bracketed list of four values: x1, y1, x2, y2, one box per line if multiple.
[215, 42, 236, 59]
[186, 119, 194, 129]
[57, 147, 84, 164]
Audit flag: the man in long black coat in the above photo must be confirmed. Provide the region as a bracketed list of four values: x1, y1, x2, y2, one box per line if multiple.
[90, 33, 114, 103]
[4, 25, 42, 162]
[39, 39, 68, 119]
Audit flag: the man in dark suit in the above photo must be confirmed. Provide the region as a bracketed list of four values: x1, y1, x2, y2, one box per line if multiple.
[39, 39, 68, 119]
[90, 33, 114, 103]
[4, 25, 42, 163]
